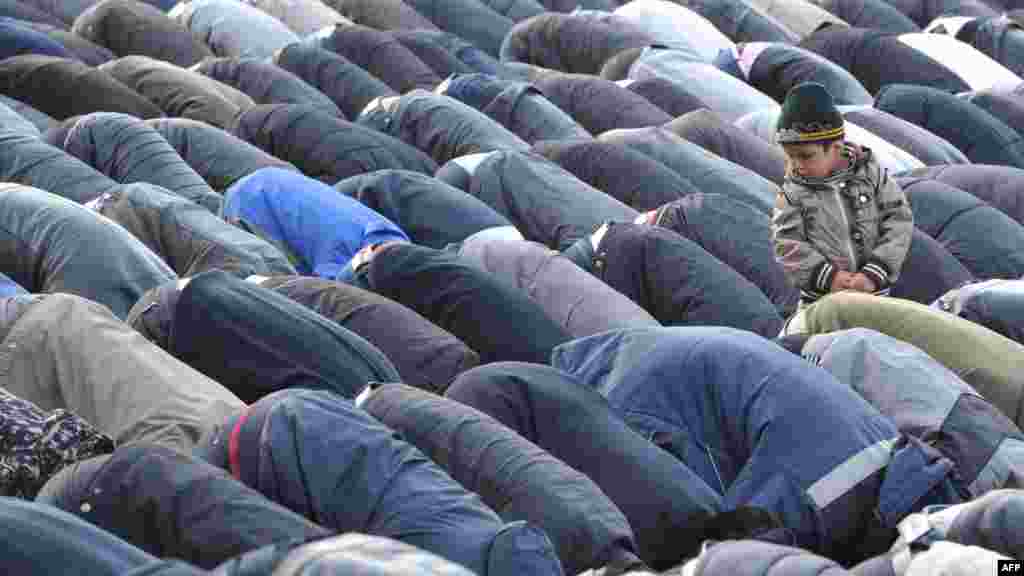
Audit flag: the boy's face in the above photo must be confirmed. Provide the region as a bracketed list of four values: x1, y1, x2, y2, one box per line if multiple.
[781, 141, 843, 180]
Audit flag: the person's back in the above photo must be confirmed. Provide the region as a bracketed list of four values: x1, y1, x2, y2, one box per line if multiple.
[771, 82, 913, 311]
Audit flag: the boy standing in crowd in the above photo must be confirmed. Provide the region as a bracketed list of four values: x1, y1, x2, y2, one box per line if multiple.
[772, 82, 913, 308]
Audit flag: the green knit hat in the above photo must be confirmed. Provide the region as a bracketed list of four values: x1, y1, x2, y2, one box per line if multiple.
[776, 82, 844, 144]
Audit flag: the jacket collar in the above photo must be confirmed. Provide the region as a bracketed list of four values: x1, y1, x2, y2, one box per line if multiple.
[789, 143, 872, 188]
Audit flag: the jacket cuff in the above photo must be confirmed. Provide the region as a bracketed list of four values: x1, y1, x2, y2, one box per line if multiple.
[861, 259, 891, 290]
[808, 260, 837, 294]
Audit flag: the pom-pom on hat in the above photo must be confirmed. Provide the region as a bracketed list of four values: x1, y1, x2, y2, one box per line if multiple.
[776, 82, 844, 144]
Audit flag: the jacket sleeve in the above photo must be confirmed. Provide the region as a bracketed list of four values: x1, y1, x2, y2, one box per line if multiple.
[860, 169, 913, 289]
[772, 189, 836, 297]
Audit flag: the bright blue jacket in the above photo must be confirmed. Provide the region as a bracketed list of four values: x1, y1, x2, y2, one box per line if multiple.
[223, 167, 409, 281]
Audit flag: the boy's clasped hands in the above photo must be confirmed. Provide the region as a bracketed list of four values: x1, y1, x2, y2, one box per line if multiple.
[831, 270, 878, 293]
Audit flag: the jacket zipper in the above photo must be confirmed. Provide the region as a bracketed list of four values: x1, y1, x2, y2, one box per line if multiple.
[833, 184, 858, 270]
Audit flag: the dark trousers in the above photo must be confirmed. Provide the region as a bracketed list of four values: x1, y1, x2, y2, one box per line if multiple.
[334, 168, 511, 250]
[36, 443, 330, 569]
[260, 275, 479, 394]
[171, 270, 401, 402]
[363, 382, 644, 575]
[353, 243, 571, 364]
[199, 389, 563, 576]
[0, 497, 206, 576]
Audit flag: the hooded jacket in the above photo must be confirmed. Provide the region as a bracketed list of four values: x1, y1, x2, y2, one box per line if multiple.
[333, 169, 512, 249]
[562, 222, 783, 337]
[773, 144, 914, 302]
[230, 104, 438, 183]
[71, 0, 214, 67]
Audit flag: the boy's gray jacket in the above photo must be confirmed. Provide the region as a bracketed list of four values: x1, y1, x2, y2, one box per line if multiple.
[772, 145, 913, 300]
